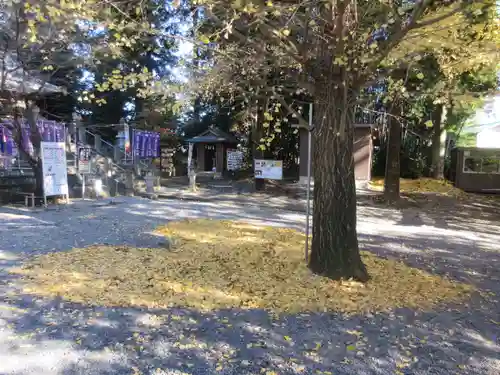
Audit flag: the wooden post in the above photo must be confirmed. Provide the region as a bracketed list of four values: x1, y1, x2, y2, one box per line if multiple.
[188, 142, 196, 190]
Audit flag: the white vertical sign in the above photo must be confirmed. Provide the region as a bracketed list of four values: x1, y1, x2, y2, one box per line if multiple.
[41, 141, 69, 198]
[227, 149, 244, 171]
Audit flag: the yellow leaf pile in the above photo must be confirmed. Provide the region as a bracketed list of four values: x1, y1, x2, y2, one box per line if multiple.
[12, 220, 473, 314]
[369, 178, 466, 197]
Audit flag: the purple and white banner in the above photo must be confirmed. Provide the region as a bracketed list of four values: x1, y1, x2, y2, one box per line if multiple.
[151, 133, 160, 158]
[140, 132, 147, 158]
[145, 133, 151, 158]
[133, 129, 141, 158]
[132, 129, 160, 159]
[0, 120, 66, 157]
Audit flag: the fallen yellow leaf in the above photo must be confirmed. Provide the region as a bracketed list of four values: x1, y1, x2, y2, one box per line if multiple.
[12, 220, 474, 314]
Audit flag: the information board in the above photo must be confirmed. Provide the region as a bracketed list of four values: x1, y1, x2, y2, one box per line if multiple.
[227, 149, 244, 171]
[160, 147, 175, 175]
[78, 146, 92, 174]
[254, 159, 283, 180]
[41, 141, 68, 197]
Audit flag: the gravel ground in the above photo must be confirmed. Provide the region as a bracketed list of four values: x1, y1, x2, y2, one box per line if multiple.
[0, 196, 499, 375]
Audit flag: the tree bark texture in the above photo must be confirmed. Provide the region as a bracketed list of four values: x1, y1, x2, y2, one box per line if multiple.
[430, 104, 445, 179]
[308, 92, 369, 282]
[26, 104, 44, 197]
[384, 105, 401, 203]
[10, 104, 44, 199]
[34, 162, 44, 198]
[252, 109, 265, 191]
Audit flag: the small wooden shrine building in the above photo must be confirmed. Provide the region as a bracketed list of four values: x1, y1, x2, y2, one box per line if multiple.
[186, 127, 239, 175]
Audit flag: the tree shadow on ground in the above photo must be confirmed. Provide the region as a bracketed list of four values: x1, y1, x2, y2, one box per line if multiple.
[360, 232, 500, 291]
[355, 192, 500, 238]
[1, 281, 499, 375]
[168, 189, 500, 239]
[0, 197, 499, 374]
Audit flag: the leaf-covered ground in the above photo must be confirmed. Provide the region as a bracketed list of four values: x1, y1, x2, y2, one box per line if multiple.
[368, 178, 466, 197]
[0, 197, 499, 375]
[13, 219, 472, 314]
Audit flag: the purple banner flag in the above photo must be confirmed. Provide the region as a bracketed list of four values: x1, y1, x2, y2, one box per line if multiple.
[39, 120, 49, 141]
[21, 128, 32, 155]
[130, 130, 160, 159]
[44, 121, 52, 141]
[0, 120, 67, 158]
[151, 133, 159, 158]
[140, 132, 147, 158]
[57, 123, 65, 142]
[4, 127, 13, 155]
[133, 129, 141, 158]
[140, 131, 146, 157]
[146, 132, 152, 157]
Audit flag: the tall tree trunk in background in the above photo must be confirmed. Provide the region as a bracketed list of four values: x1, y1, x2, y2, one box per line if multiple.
[308, 88, 368, 282]
[11, 102, 44, 199]
[25, 103, 44, 197]
[384, 105, 401, 202]
[251, 109, 265, 191]
[33, 163, 44, 197]
[192, 7, 202, 123]
[430, 104, 445, 179]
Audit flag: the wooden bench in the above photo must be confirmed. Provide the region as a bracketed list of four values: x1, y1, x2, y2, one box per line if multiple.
[18, 192, 36, 208]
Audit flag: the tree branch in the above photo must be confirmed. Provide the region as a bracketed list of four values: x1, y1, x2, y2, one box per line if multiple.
[272, 88, 310, 129]
[357, 0, 432, 85]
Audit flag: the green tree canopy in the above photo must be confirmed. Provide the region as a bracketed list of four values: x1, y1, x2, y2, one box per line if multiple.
[185, 0, 499, 281]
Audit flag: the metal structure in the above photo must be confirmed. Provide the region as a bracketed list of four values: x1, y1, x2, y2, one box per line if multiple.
[305, 103, 313, 263]
[292, 103, 314, 262]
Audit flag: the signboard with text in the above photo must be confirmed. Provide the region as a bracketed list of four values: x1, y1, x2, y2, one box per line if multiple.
[160, 147, 175, 175]
[41, 141, 68, 197]
[254, 159, 283, 180]
[78, 146, 92, 174]
[227, 149, 244, 171]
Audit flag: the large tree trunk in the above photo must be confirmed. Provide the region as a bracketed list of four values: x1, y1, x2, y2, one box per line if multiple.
[430, 104, 445, 179]
[33, 161, 44, 198]
[308, 93, 368, 282]
[25, 103, 44, 198]
[384, 106, 401, 202]
[11, 104, 44, 202]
